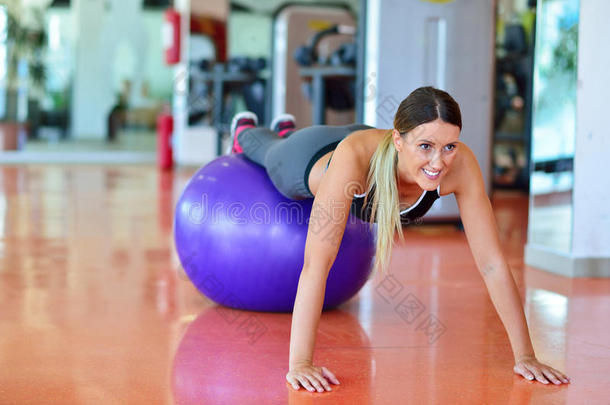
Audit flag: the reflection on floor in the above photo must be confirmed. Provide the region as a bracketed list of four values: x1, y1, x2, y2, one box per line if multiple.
[0, 166, 608, 404]
[529, 191, 573, 253]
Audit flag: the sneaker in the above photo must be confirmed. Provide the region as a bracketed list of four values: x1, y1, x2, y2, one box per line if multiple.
[230, 111, 258, 153]
[270, 113, 296, 138]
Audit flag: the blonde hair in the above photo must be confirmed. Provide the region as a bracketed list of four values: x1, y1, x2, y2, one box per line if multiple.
[364, 86, 462, 273]
[364, 131, 403, 273]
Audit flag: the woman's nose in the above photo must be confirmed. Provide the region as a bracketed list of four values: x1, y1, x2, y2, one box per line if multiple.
[429, 150, 443, 169]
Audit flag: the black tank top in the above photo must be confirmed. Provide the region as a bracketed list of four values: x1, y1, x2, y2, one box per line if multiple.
[325, 152, 440, 225]
[350, 185, 440, 225]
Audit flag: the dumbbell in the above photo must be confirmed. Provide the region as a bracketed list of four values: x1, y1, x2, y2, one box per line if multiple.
[293, 25, 356, 67]
[329, 42, 357, 66]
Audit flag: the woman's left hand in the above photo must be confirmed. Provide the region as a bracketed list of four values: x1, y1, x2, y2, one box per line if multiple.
[513, 356, 571, 385]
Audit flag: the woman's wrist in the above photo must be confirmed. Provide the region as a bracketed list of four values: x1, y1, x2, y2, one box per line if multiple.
[513, 339, 536, 363]
[514, 352, 536, 363]
[289, 358, 312, 369]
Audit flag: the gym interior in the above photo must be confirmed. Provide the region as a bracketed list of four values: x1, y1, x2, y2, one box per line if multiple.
[0, 0, 608, 403]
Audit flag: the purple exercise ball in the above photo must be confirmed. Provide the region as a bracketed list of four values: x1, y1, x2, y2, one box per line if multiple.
[174, 154, 376, 312]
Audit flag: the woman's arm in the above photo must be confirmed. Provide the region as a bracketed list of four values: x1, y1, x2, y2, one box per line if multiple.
[287, 140, 365, 392]
[452, 146, 570, 385]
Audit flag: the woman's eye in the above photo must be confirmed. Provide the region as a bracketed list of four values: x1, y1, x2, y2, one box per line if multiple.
[419, 144, 431, 150]
[444, 144, 456, 151]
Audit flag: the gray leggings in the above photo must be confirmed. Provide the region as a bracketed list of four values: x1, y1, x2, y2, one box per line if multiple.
[238, 124, 372, 199]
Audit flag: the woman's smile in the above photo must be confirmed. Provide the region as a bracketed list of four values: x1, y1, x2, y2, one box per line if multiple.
[422, 167, 441, 180]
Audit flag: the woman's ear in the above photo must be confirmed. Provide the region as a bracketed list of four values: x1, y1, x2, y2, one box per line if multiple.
[392, 129, 403, 152]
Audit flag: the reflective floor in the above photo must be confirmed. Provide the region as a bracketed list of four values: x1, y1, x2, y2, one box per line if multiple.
[0, 165, 609, 404]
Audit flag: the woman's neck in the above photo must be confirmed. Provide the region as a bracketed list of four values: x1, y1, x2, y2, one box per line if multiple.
[396, 177, 424, 201]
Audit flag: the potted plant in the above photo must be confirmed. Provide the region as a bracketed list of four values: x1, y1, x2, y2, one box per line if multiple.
[0, 3, 47, 150]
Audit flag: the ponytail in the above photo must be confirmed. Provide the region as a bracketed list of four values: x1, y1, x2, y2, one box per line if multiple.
[364, 131, 404, 274]
[364, 86, 462, 273]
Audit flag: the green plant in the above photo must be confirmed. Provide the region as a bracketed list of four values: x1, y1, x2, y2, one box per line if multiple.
[1, 4, 47, 120]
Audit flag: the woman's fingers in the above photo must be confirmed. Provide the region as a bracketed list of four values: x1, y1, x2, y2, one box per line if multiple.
[525, 365, 549, 384]
[541, 368, 562, 385]
[286, 375, 301, 390]
[543, 367, 571, 384]
[287, 367, 338, 393]
[515, 362, 571, 385]
[311, 371, 333, 391]
[287, 372, 316, 392]
[321, 367, 340, 385]
[558, 371, 571, 383]
[304, 373, 327, 392]
[514, 359, 570, 385]
[515, 364, 535, 381]
[546, 367, 570, 383]
[296, 375, 316, 392]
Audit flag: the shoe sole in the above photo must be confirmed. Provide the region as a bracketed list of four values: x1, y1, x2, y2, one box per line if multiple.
[270, 113, 296, 133]
[230, 111, 258, 153]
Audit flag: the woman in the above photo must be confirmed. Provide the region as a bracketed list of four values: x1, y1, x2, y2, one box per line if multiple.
[230, 86, 571, 392]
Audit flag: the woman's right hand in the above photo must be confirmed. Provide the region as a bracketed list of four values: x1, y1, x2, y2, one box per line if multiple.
[286, 363, 340, 392]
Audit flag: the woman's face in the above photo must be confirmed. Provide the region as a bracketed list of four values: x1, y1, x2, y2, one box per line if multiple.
[392, 119, 461, 191]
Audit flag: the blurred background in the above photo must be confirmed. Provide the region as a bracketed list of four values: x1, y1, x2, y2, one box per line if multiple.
[0, 0, 174, 157]
[0, 0, 604, 274]
[0, 0, 537, 192]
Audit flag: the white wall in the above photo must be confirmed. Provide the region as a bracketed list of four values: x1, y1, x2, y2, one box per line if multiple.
[44, 8, 74, 104]
[71, 0, 109, 139]
[142, 11, 174, 100]
[572, 0, 610, 257]
[228, 12, 272, 57]
[70, 0, 173, 139]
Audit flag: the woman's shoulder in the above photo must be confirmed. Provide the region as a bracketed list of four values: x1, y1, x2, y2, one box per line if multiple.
[340, 128, 388, 158]
[330, 129, 386, 194]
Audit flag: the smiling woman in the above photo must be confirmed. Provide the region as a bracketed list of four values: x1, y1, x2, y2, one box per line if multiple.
[363, 87, 462, 272]
[228, 85, 570, 393]
[232, 87, 462, 273]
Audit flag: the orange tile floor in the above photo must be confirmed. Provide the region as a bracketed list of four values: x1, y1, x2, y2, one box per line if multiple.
[1, 165, 609, 404]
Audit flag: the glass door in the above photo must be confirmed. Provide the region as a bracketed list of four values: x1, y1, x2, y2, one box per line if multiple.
[528, 0, 579, 253]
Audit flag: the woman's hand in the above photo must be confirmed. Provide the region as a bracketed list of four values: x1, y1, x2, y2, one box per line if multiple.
[286, 362, 340, 392]
[513, 355, 571, 385]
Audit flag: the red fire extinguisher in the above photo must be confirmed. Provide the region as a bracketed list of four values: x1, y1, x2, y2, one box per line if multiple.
[157, 112, 173, 170]
[163, 8, 181, 65]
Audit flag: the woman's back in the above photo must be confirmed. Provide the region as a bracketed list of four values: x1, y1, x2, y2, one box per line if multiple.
[308, 128, 434, 212]
[307, 127, 387, 196]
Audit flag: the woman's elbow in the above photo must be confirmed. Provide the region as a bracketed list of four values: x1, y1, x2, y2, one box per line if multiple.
[302, 256, 334, 277]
